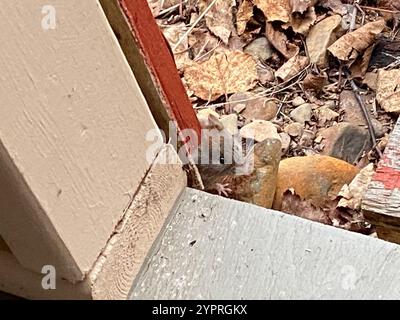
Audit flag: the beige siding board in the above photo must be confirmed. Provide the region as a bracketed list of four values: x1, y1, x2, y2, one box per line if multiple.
[0, 0, 161, 281]
[0, 145, 186, 300]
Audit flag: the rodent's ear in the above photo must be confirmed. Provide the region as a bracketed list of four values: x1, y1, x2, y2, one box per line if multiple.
[208, 114, 224, 131]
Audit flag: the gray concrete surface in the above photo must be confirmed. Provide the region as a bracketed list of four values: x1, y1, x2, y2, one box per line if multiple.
[131, 188, 400, 299]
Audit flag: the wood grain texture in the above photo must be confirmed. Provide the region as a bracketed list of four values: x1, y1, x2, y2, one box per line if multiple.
[132, 188, 400, 299]
[90, 144, 187, 299]
[363, 118, 400, 242]
[0, 0, 161, 281]
[0, 145, 186, 300]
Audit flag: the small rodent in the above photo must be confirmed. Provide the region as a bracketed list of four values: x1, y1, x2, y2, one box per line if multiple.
[194, 113, 249, 196]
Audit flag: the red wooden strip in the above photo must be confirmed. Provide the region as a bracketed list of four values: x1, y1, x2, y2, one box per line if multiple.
[119, 0, 201, 142]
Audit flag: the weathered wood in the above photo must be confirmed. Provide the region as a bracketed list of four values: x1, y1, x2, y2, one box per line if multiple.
[132, 188, 400, 299]
[0, 145, 186, 300]
[363, 118, 400, 243]
[100, 0, 201, 142]
[0, 0, 161, 282]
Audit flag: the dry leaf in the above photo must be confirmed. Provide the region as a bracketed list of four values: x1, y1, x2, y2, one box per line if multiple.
[188, 30, 220, 61]
[266, 22, 299, 59]
[290, 0, 318, 13]
[319, 0, 347, 14]
[306, 15, 342, 67]
[376, 69, 400, 113]
[281, 190, 332, 224]
[303, 73, 328, 92]
[349, 45, 374, 78]
[162, 23, 191, 71]
[328, 19, 386, 61]
[363, 72, 378, 91]
[200, 0, 236, 44]
[275, 55, 309, 81]
[253, 0, 291, 22]
[184, 51, 258, 101]
[237, 0, 253, 35]
[338, 163, 375, 210]
[283, 7, 317, 34]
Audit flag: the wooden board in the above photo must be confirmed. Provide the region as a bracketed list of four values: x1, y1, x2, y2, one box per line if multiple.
[132, 188, 400, 299]
[363, 117, 400, 242]
[0, 0, 161, 282]
[0, 145, 186, 300]
[100, 0, 201, 143]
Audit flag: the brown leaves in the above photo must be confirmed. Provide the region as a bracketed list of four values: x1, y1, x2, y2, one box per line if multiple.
[290, 0, 318, 13]
[266, 22, 299, 59]
[275, 55, 309, 81]
[306, 15, 342, 67]
[200, 0, 236, 44]
[376, 69, 400, 113]
[237, 0, 253, 35]
[328, 19, 386, 61]
[253, 0, 291, 22]
[283, 7, 317, 35]
[184, 51, 258, 101]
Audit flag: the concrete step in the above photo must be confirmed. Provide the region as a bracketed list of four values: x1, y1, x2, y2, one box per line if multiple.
[131, 188, 400, 299]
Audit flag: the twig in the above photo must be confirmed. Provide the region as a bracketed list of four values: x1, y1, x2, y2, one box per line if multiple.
[345, 70, 383, 158]
[172, 0, 219, 52]
[359, 5, 400, 14]
[157, 0, 189, 17]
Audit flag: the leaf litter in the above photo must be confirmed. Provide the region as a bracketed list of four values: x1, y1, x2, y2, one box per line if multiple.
[151, 0, 400, 237]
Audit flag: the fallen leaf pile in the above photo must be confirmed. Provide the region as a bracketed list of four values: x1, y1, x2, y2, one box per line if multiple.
[150, 0, 400, 238]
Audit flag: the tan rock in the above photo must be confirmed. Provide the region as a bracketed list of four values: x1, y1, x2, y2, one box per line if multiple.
[220, 114, 238, 135]
[240, 120, 281, 142]
[273, 155, 359, 210]
[284, 122, 303, 137]
[241, 99, 278, 121]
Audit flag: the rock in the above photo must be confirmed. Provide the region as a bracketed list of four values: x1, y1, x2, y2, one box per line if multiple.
[279, 132, 291, 154]
[244, 37, 273, 62]
[292, 96, 305, 107]
[240, 120, 281, 142]
[376, 69, 400, 113]
[284, 122, 304, 137]
[339, 90, 385, 137]
[273, 155, 359, 210]
[242, 99, 278, 121]
[233, 103, 246, 114]
[257, 65, 275, 85]
[197, 108, 220, 128]
[227, 137, 281, 208]
[324, 100, 336, 109]
[317, 122, 372, 164]
[229, 92, 278, 121]
[306, 15, 342, 67]
[289, 103, 313, 124]
[220, 114, 238, 135]
[315, 106, 339, 125]
[299, 130, 315, 147]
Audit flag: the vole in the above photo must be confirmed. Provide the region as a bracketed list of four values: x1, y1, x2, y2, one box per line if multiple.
[194, 113, 253, 196]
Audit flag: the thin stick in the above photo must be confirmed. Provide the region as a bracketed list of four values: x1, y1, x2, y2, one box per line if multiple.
[346, 71, 383, 158]
[359, 5, 400, 14]
[157, 0, 188, 16]
[172, 0, 219, 52]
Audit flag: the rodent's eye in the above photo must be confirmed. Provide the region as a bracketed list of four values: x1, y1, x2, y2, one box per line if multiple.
[220, 156, 225, 164]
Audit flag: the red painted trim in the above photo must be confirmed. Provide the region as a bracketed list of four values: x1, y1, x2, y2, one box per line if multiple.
[119, 0, 201, 144]
[373, 166, 400, 190]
